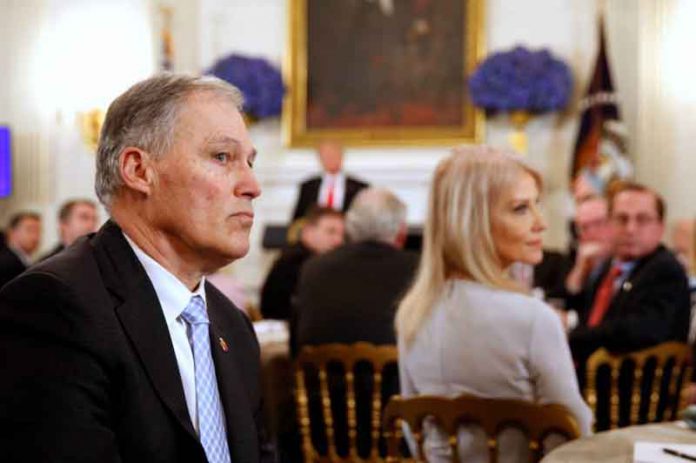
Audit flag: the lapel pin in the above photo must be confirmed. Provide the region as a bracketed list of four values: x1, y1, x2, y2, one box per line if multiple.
[219, 337, 229, 352]
[622, 281, 632, 292]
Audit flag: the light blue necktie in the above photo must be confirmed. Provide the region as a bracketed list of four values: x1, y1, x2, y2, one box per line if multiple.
[181, 295, 232, 463]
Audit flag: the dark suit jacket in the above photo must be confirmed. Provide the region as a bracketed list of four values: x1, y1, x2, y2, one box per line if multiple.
[0, 244, 26, 290]
[533, 249, 572, 300]
[291, 175, 369, 220]
[291, 241, 414, 457]
[569, 245, 691, 360]
[0, 221, 272, 463]
[292, 241, 417, 355]
[259, 242, 313, 321]
[38, 242, 65, 262]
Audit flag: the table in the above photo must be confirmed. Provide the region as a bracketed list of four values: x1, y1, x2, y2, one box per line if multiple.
[255, 321, 292, 436]
[255, 321, 300, 461]
[262, 223, 424, 250]
[542, 422, 696, 463]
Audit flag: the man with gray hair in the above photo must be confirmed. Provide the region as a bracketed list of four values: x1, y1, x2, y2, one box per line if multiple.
[292, 187, 417, 354]
[0, 74, 273, 462]
[291, 188, 416, 457]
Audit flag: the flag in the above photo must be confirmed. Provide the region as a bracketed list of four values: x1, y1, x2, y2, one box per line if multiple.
[570, 16, 632, 196]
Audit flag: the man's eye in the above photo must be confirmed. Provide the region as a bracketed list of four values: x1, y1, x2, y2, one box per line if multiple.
[513, 204, 528, 213]
[214, 152, 230, 163]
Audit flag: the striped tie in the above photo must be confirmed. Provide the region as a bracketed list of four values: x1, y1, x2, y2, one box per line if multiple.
[181, 295, 231, 463]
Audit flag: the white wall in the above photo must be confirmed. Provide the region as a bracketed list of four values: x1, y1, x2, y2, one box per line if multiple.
[634, 0, 696, 226]
[5, 0, 692, 302]
[0, 0, 54, 234]
[192, 0, 620, 294]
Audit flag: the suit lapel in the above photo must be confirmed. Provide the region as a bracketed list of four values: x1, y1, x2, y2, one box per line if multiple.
[93, 221, 197, 440]
[603, 247, 662, 320]
[309, 178, 321, 205]
[206, 288, 259, 461]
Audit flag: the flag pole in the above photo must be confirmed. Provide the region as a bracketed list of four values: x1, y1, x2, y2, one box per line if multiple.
[597, 0, 606, 19]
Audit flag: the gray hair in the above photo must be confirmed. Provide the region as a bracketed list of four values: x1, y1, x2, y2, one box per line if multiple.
[345, 187, 407, 243]
[95, 73, 244, 207]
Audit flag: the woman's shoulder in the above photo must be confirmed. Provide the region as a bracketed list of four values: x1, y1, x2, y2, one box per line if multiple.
[450, 280, 557, 327]
[451, 279, 547, 308]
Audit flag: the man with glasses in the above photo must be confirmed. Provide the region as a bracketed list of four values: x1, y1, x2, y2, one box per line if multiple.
[569, 182, 691, 360]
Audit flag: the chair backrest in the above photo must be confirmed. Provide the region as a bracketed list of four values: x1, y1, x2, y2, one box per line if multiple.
[584, 341, 692, 430]
[294, 342, 398, 462]
[382, 394, 580, 463]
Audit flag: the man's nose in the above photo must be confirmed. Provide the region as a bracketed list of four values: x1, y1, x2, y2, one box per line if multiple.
[624, 218, 638, 233]
[235, 165, 261, 200]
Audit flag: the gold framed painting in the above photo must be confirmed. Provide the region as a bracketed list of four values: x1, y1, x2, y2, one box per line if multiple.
[283, 0, 485, 147]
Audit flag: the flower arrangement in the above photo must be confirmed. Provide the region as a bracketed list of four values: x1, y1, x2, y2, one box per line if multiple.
[468, 46, 573, 114]
[207, 54, 284, 120]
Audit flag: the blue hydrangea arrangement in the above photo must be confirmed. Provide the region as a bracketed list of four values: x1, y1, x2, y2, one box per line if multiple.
[207, 54, 284, 119]
[468, 46, 573, 114]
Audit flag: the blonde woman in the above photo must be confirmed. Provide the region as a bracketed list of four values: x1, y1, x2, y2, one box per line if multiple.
[396, 146, 591, 462]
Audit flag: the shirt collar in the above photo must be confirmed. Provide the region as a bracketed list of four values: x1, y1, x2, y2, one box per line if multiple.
[322, 171, 345, 183]
[8, 244, 31, 266]
[122, 232, 207, 325]
[611, 259, 636, 277]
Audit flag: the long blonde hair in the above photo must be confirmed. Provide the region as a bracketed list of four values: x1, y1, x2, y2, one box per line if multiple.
[396, 145, 542, 347]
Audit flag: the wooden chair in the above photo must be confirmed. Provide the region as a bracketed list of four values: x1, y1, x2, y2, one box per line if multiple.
[584, 341, 692, 430]
[294, 342, 398, 462]
[382, 394, 580, 463]
[245, 302, 263, 322]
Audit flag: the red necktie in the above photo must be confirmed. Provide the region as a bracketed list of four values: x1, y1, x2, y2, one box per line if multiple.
[587, 265, 623, 327]
[326, 179, 335, 209]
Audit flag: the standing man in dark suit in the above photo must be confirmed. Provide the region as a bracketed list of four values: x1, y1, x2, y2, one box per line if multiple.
[569, 182, 691, 360]
[291, 141, 368, 221]
[40, 198, 99, 260]
[0, 211, 41, 289]
[0, 74, 273, 462]
[292, 188, 417, 355]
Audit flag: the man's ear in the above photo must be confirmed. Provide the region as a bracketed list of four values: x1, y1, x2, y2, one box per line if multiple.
[119, 147, 156, 196]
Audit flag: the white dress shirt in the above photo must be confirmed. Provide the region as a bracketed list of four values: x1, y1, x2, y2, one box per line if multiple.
[318, 172, 346, 210]
[123, 233, 206, 433]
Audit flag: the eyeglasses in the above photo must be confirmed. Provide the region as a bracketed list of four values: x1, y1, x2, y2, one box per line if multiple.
[611, 214, 659, 227]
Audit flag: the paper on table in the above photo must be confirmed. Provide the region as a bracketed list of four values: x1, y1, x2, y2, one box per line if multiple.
[634, 442, 696, 463]
[253, 319, 289, 344]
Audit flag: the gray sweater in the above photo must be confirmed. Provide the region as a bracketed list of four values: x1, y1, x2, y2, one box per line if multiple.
[398, 279, 592, 462]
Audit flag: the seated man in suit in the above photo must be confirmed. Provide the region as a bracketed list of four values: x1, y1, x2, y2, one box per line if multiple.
[260, 207, 344, 320]
[0, 211, 41, 289]
[569, 182, 691, 361]
[292, 188, 416, 457]
[553, 195, 613, 324]
[565, 195, 613, 298]
[40, 198, 99, 260]
[291, 141, 368, 220]
[0, 74, 273, 462]
[293, 187, 417, 354]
